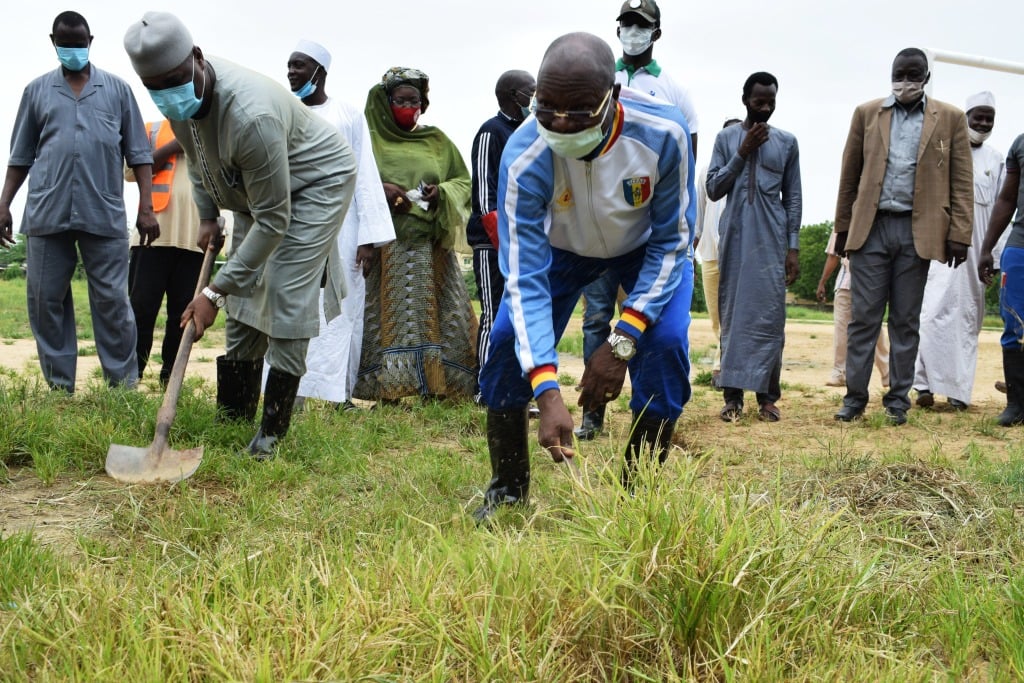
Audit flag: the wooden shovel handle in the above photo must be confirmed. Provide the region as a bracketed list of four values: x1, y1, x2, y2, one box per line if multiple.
[151, 220, 223, 446]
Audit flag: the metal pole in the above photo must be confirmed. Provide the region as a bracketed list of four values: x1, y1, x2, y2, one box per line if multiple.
[926, 49, 1024, 76]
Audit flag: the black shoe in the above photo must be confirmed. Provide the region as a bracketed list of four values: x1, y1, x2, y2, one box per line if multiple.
[834, 405, 864, 422]
[948, 398, 968, 411]
[916, 390, 935, 408]
[885, 407, 908, 426]
[720, 400, 744, 422]
[997, 405, 1024, 426]
[337, 399, 359, 412]
[573, 406, 605, 441]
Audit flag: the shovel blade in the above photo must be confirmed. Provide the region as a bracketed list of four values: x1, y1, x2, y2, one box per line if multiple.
[105, 443, 203, 484]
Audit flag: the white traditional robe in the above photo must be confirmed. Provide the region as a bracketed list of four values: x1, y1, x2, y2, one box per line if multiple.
[913, 142, 1005, 404]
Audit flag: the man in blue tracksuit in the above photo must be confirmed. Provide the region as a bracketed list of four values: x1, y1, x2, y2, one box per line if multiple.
[472, 31, 694, 523]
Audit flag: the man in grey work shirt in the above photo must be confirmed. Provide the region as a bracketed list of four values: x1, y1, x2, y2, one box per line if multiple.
[124, 11, 356, 459]
[832, 47, 973, 425]
[0, 11, 159, 393]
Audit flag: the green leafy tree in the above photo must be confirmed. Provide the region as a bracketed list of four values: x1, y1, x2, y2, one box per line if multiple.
[0, 234, 26, 279]
[691, 260, 706, 313]
[792, 221, 833, 302]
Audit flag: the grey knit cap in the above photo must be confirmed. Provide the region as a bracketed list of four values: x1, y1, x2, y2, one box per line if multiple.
[123, 11, 194, 78]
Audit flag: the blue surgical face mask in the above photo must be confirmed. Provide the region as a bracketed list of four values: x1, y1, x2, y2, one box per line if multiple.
[537, 121, 606, 159]
[56, 46, 89, 72]
[148, 57, 205, 121]
[519, 105, 531, 120]
[294, 66, 319, 99]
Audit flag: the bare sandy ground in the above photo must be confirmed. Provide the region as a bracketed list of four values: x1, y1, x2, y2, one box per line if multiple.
[0, 317, 1007, 406]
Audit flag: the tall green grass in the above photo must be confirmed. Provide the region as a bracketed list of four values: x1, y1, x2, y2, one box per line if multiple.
[2, 374, 1024, 680]
[0, 275, 1022, 680]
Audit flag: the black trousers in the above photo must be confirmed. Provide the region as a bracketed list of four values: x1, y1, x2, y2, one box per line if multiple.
[723, 357, 781, 406]
[128, 246, 204, 382]
[472, 245, 505, 371]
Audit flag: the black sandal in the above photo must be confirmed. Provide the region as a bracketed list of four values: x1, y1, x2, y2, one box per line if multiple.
[720, 401, 743, 422]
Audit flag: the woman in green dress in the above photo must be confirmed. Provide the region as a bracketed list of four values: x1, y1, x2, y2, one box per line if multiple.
[354, 67, 478, 404]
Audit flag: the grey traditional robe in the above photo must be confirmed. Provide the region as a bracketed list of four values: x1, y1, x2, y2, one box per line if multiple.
[706, 123, 802, 393]
[171, 57, 356, 340]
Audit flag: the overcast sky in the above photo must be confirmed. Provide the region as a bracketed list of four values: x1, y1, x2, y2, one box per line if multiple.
[3, 0, 1024, 229]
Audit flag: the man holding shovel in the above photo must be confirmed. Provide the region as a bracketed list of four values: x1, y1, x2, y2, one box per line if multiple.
[123, 11, 356, 459]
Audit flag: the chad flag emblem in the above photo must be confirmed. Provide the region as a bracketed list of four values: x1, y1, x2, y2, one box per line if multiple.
[622, 176, 652, 207]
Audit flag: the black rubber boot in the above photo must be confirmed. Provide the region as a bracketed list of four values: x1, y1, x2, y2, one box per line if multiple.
[621, 412, 676, 492]
[998, 349, 1024, 427]
[247, 367, 301, 460]
[472, 407, 531, 525]
[573, 404, 606, 441]
[216, 356, 263, 422]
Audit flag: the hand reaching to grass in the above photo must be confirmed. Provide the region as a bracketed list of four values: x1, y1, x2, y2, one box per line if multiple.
[536, 389, 575, 462]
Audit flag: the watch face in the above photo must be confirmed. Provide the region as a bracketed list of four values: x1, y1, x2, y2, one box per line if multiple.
[613, 339, 635, 359]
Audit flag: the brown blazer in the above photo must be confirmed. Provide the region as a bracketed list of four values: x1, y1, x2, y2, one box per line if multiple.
[833, 96, 973, 261]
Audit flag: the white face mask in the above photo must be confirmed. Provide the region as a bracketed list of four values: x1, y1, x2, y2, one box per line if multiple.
[968, 127, 992, 145]
[537, 122, 606, 159]
[619, 25, 654, 56]
[892, 80, 925, 105]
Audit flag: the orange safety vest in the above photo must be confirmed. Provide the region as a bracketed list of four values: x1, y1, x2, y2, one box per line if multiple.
[146, 120, 177, 212]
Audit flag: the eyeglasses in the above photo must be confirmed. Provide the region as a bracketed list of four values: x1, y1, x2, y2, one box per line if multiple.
[390, 97, 421, 108]
[530, 88, 613, 125]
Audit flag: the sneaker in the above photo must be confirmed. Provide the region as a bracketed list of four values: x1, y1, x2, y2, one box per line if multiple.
[915, 390, 935, 408]
[948, 398, 968, 411]
[825, 375, 845, 387]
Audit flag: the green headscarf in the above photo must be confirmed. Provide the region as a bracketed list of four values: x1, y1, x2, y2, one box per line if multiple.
[364, 69, 470, 250]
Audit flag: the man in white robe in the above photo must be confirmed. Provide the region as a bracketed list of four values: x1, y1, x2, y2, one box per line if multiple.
[695, 118, 741, 389]
[279, 40, 395, 409]
[914, 91, 1005, 409]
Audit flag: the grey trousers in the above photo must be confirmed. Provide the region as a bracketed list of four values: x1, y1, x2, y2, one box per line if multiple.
[224, 318, 309, 378]
[26, 231, 138, 392]
[844, 213, 930, 411]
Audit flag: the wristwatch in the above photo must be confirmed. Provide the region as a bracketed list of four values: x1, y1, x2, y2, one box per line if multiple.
[607, 332, 636, 361]
[201, 286, 226, 309]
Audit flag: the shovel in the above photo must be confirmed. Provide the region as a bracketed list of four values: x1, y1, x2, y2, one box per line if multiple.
[105, 229, 221, 484]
